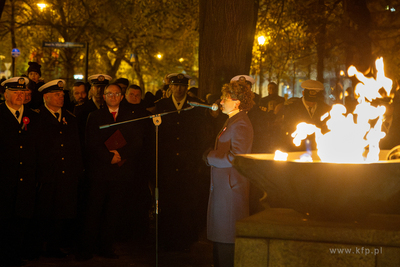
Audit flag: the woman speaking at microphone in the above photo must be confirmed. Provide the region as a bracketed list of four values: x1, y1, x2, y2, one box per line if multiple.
[204, 77, 254, 267]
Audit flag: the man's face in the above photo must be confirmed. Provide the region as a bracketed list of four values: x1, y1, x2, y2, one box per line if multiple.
[5, 89, 25, 109]
[171, 84, 188, 100]
[23, 89, 32, 104]
[28, 71, 40, 83]
[44, 91, 64, 110]
[73, 85, 87, 104]
[91, 85, 103, 102]
[103, 84, 123, 109]
[125, 88, 142, 104]
[268, 84, 277, 95]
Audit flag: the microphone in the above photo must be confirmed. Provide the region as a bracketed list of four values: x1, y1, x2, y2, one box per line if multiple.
[187, 101, 219, 111]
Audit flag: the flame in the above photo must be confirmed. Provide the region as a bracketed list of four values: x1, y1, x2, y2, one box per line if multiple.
[274, 150, 288, 161]
[283, 57, 390, 163]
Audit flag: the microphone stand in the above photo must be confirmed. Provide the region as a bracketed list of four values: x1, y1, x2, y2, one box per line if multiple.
[99, 106, 194, 267]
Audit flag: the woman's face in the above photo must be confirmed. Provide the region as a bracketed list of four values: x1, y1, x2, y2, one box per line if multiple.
[220, 94, 240, 114]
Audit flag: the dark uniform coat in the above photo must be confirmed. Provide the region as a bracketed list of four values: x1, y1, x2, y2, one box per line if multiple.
[155, 96, 210, 249]
[0, 103, 39, 267]
[35, 106, 83, 219]
[206, 111, 253, 243]
[0, 103, 38, 218]
[74, 98, 99, 148]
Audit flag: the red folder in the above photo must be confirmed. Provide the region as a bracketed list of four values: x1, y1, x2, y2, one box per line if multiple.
[104, 129, 127, 167]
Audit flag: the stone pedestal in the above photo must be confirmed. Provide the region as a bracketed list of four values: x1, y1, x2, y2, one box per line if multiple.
[235, 208, 400, 267]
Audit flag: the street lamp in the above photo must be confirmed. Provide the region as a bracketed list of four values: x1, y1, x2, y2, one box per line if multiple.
[258, 36, 266, 97]
[37, 3, 47, 11]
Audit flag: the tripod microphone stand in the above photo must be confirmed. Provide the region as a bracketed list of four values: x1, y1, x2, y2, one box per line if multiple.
[99, 106, 194, 267]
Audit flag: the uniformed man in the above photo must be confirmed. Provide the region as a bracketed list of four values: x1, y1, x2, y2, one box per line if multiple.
[155, 73, 210, 251]
[0, 77, 38, 267]
[35, 79, 83, 258]
[74, 74, 111, 148]
[279, 79, 331, 152]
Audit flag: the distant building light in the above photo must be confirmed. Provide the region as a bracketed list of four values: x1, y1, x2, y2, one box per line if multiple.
[74, 74, 84, 80]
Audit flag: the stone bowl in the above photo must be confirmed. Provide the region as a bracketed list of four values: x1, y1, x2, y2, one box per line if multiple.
[233, 150, 400, 221]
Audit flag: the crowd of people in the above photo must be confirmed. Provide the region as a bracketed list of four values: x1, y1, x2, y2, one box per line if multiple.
[1, 61, 400, 267]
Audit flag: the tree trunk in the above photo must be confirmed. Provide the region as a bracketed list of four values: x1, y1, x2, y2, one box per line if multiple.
[199, 0, 259, 97]
[343, 0, 373, 73]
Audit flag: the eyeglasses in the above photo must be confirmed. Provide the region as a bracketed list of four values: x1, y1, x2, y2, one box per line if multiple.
[105, 92, 121, 97]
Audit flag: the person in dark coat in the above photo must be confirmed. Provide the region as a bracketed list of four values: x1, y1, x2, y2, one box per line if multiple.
[27, 62, 45, 109]
[74, 74, 112, 148]
[118, 84, 155, 241]
[78, 83, 149, 260]
[34, 79, 84, 258]
[278, 79, 331, 152]
[155, 73, 210, 251]
[0, 77, 39, 267]
[204, 78, 254, 267]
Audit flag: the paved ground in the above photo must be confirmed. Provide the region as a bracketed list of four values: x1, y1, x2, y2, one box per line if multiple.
[23, 230, 214, 267]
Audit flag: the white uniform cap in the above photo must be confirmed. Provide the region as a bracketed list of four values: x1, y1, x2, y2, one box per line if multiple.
[301, 80, 324, 91]
[230, 75, 255, 85]
[88, 74, 112, 85]
[38, 79, 66, 94]
[1, 77, 29, 90]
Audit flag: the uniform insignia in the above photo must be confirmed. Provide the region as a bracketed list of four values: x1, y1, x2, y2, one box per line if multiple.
[177, 74, 184, 79]
[239, 76, 246, 82]
[98, 75, 105, 82]
[309, 90, 318, 96]
[57, 81, 64, 89]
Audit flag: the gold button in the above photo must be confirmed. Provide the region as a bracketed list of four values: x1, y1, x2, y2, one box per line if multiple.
[20, 146, 23, 149]
[19, 131, 21, 133]
[20, 162, 23, 165]
[176, 153, 179, 156]
[62, 171, 65, 174]
[177, 137, 180, 140]
[20, 178, 23, 181]
[176, 169, 179, 171]
[61, 144, 64, 147]
[177, 122, 180, 124]
[60, 131, 62, 134]
[62, 158, 64, 160]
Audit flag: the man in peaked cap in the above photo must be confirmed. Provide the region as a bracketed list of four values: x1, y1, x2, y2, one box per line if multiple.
[278, 79, 331, 152]
[230, 75, 256, 87]
[34, 79, 83, 258]
[155, 73, 210, 251]
[74, 74, 112, 148]
[0, 77, 39, 266]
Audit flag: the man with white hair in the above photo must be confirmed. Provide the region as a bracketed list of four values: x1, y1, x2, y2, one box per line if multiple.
[0, 77, 38, 266]
[35, 79, 83, 258]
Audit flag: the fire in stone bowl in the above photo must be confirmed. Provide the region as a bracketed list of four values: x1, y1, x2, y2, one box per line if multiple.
[233, 150, 400, 221]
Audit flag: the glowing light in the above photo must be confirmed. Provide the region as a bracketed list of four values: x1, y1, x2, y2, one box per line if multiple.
[288, 57, 390, 163]
[37, 3, 47, 11]
[274, 150, 288, 161]
[156, 53, 162, 59]
[258, 36, 266, 46]
[179, 58, 184, 63]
